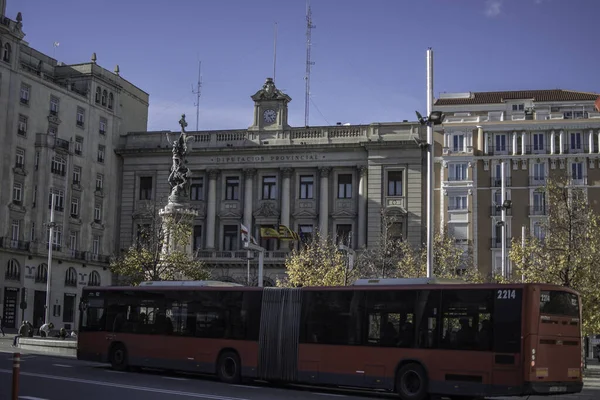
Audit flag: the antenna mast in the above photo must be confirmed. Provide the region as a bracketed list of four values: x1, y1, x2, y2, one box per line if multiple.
[304, 1, 315, 127]
[273, 22, 278, 83]
[191, 60, 202, 131]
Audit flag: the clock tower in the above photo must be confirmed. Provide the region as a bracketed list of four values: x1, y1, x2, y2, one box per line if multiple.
[249, 77, 291, 131]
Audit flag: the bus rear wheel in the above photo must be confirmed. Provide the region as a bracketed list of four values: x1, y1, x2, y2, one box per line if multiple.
[217, 351, 241, 384]
[395, 363, 428, 400]
[110, 343, 129, 372]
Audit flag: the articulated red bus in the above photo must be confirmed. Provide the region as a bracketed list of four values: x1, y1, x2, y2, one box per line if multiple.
[77, 278, 583, 399]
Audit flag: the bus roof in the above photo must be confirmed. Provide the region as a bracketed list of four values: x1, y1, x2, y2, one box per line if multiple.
[352, 278, 464, 286]
[137, 280, 243, 287]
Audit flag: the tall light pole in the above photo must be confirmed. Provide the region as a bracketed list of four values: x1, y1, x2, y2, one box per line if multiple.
[45, 193, 56, 324]
[499, 161, 512, 279]
[426, 48, 434, 279]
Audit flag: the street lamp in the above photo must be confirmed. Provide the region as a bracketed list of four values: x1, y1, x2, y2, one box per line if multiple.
[45, 193, 56, 324]
[496, 161, 512, 279]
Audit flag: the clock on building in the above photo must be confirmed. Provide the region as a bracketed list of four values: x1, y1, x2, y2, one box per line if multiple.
[263, 109, 277, 124]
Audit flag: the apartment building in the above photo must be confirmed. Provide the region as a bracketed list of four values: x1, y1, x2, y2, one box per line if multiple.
[116, 78, 426, 285]
[0, 2, 149, 330]
[433, 89, 600, 277]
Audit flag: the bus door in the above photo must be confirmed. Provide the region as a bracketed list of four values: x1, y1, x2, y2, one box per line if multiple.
[491, 288, 523, 391]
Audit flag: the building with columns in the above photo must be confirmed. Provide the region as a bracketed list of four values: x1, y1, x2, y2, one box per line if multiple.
[432, 89, 600, 277]
[0, 1, 149, 330]
[117, 78, 426, 285]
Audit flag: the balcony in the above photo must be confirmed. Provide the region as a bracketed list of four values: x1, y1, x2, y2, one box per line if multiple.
[443, 146, 474, 156]
[69, 250, 86, 261]
[529, 206, 547, 216]
[570, 175, 588, 186]
[51, 167, 66, 176]
[490, 206, 512, 216]
[55, 137, 70, 151]
[486, 145, 511, 156]
[490, 238, 512, 249]
[35, 133, 71, 152]
[529, 176, 546, 186]
[195, 250, 288, 262]
[0, 237, 31, 251]
[86, 252, 110, 263]
[490, 177, 512, 187]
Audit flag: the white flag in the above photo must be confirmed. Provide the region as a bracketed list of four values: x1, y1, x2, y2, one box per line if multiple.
[53, 42, 60, 47]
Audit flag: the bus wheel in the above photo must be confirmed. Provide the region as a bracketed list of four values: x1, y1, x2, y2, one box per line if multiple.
[110, 343, 129, 372]
[217, 351, 242, 384]
[396, 363, 428, 400]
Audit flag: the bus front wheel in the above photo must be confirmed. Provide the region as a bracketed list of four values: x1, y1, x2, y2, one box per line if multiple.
[217, 351, 242, 384]
[395, 363, 428, 400]
[110, 343, 129, 372]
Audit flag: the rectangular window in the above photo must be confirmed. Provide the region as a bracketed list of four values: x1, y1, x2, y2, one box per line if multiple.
[448, 223, 468, 244]
[387, 170, 403, 196]
[12, 182, 23, 203]
[337, 174, 352, 199]
[299, 175, 314, 199]
[97, 145, 105, 163]
[75, 136, 83, 155]
[225, 176, 240, 200]
[570, 132, 582, 150]
[571, 162, 583, 180]
[51, 156, 66, 176]
[139, 176, 152, 200]
[533, 163, 545, 181]
[76, 107, 85, 127]
[72, 166, 81, 185]
[96, 174, 104, 190]
[533, 192, 545, 213]
[223, 225, 238, 251]
[92, 236, 101, 254]
[69, 231, 78, 250]
[449, 164, 468, 181]
[190, 177, 204, 201]
[449, 195, 467, 210]
[11, 220, 20, 241]
[388, 221, 403, 241]
[262, 176, 277, 200]
[15, 148, 25, 168]
[20, 84, 30, 104]
[533, 133, 544, 151]
[50, 95, 60, 115]
[512, 104, 524, 111]
[453, 134, 464, 152]
[33, 185, 37, 208]
[48, 189, 65, 212]
[99, 117, 107, 135]
[30, 222, 35, 242]
[47, 224, 63, 247]
[193, 225, 202, 251]
[94, 203, 102, 222]
[17, 114, 28, 136]
[441, 290, 494, 351]
[495, 134, 507, 152]
[335, 224, 352, 246]
[299, 224, 313, 245]
[364, 290, 415, 348]
[70, 198, 79, 217]
[533, 222, 545, 241]
[539, 290, 578, 317]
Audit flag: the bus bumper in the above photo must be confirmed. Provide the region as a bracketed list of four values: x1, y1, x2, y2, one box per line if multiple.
[523, 381, 584, 395]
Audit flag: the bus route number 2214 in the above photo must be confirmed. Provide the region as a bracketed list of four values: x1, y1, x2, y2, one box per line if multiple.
[497, 289, 516, 300]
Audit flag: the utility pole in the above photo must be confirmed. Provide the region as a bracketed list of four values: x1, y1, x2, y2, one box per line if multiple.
[304, 1, 315, 127]
[191, 60, 202, 131]
[425, 48, 434, 279]
[501, 160, 507, 278]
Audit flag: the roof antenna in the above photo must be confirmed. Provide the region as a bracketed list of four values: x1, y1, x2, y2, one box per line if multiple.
[191, 59, 202, 131]
[272, 22, 278, 83]
[304, 0, 316, 127]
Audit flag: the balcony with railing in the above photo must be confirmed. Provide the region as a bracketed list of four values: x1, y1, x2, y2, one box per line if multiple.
[491, 177, 512, 188]
[570, 175, 588, 186]
[490, 206, 512, 217]
[529, 206, 547, 216]
[35, 133, 71, 152]
[0, 237, 31, 251]
[529, 176, 546, 186]
[85, 252, 110, 264]
[490, 238, 512, 249]
[195, 250, 289, 262]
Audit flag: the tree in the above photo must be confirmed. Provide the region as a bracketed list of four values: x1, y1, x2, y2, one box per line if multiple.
[396, 230, 483, 282]
[110, 200, 210, 285]
[509, 173, 600, 334]
[278, 232, 354, 287]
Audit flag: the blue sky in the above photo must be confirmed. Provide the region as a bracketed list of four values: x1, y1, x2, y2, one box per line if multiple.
[7, 0, 600, 131]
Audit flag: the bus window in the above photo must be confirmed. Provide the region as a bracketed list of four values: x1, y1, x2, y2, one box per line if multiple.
[493, 288, 522, 354]
[80, 297, 105, 332]
[365, 290, 416, 348]
[415, 290, 440, 349]
[540, 290, 579, 317]
[300, 290, 365, 345]
[440, 290, 493, 351]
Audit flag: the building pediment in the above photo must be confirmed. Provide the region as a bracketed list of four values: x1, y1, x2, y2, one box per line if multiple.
[332, 209, 357, 218]
[292, 209, 317, 218]
[218, 209, 242, 219]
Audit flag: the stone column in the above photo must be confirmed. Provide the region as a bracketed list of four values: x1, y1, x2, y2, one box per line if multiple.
[597, 131, 600, 154]
[559, 130, 565, 154]
[357, 165, 368, 248]
[483, 130, 489, 154]
[521, 131, 527, 155]
[243, 169, 256, 233]
[550, 130, 556, 154]
[512, 131, 518, 155]
[589, 129, 595, 154]
[280, 168, 293, 228]
[205, 169, 219, 249]
[319, 167, 331, 239]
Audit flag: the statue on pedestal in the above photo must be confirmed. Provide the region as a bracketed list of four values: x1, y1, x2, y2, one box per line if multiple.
[166, 114, 193, 204]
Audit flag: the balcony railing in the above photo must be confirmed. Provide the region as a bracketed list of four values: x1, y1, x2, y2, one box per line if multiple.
[529, 206, 547, 216]
[195, 250, 289, 261]
[570, 175, 588, 186]
[0, 238, 31, 251]
[51, 167, 66, 176]
[54, 137, 70, 151]
[69, 250, 86, 261]
[490, 206, 512, 216]
[491, 177, 512, 187]
[529, 176, 546, 186]
[486, 145, 511, 155]
[491, 238, 512, 249]
[86, 252, 110, 263]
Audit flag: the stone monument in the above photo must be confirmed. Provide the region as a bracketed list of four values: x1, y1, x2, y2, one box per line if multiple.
[159, 114, 198, 256]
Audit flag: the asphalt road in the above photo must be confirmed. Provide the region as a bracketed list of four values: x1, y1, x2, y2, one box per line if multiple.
[0, 336, 598, 400]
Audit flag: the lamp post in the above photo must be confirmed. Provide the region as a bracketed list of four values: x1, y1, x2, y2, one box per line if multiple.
[44, 193, 56, 324]
[498, 161, 512, 279]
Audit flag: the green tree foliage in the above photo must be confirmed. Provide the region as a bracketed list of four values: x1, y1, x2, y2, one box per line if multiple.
[278, 232, 354, 287]
[110, 201, 209, 285]
[509, 173, 600, 334]
[396, 230, 483, 282]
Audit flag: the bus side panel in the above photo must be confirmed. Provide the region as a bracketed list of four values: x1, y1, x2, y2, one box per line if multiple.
[77, 332, 109, 363]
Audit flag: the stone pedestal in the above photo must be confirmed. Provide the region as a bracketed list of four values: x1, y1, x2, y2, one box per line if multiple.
[159, 201, 198, 274]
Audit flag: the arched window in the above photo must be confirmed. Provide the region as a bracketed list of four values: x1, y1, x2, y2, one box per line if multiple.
[2, 43, 11, 63]
[5, 259, 20, 281]
[101, 90, 107, 106]
[88, 271, 101, 286]
[36, 263, 48, 283]
[95, 87, 101, 103]
[108, 92, 114, 110]
[65, 267, 77, 287]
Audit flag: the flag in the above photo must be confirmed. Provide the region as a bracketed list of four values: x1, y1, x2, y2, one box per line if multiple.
[278, 225, 300, 241]
[240, 224, 258, 245]
[53, 42, 60, 47]
[259, 226, 280, 239]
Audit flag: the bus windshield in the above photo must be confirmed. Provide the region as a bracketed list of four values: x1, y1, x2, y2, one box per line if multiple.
[539, 290, 579, 317]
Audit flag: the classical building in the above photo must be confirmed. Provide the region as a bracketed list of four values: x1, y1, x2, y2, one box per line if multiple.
[117, 78, 426, 285]
[433, 89, 600, 277]
[0, 1, 149, 330]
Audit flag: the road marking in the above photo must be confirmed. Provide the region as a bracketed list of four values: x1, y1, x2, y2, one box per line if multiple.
[104, 370, 126, 374]
[0, 369, 250, 400]
[311, 394, 346, 397]
[52, 364, 72, 368]
[20, 397, 50, 400]
[163, 376, 188, 381]
[231, 385, 260, 389]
